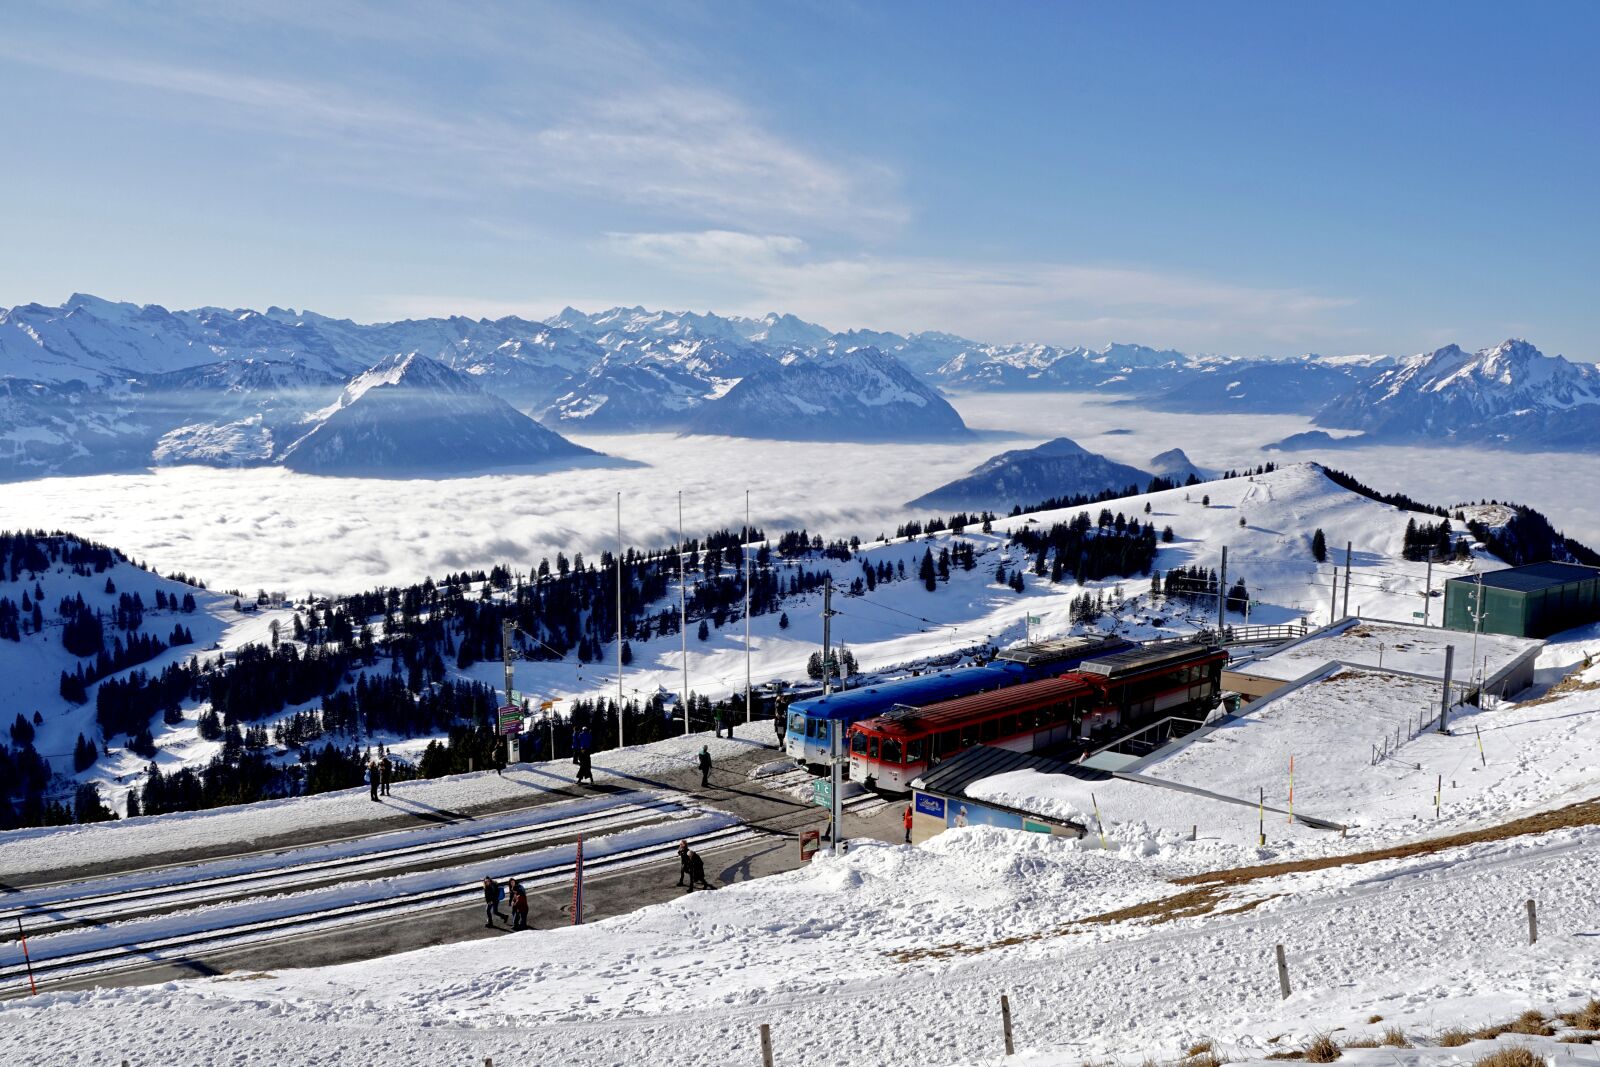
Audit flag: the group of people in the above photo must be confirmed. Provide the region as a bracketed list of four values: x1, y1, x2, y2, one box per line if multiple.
[366, 754, 392, 801]
[482, 875, 530, 930]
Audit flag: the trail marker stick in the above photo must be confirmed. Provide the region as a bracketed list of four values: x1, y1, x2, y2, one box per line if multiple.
[572, 837, 584, 925]
[15, 918, 36, 996]
[1001, 994, 1015, 1056]
[1090, 792, 1107, 849]
[1275, 943, 1291, 999]
[1526, 899, 1537, 945]
[1476, 725, 1486, 767]
[760, 1023, 775, 1066]
[1287, 755, 1294, 825]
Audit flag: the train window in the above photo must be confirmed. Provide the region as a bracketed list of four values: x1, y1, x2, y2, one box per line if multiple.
[979, 718, 998, 742]
[999, 714, 1017, 737]
[868, 737, 879, 760]
[789, 712, 806, 734]
[851, 732, 868, 755]
[941, 730, 959, 754]
[1016, 708, 1034, 729]
[882, 738, 902, 763]
[906, 739, 924, 762]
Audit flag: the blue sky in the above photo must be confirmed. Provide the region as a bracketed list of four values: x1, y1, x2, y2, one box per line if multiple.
[2, 1, 1597, 358]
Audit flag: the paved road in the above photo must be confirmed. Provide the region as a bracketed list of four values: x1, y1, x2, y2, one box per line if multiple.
[1, 735, 908, 996]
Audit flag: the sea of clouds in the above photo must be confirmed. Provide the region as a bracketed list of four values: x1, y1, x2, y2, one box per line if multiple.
[3, 393, 1594, 595]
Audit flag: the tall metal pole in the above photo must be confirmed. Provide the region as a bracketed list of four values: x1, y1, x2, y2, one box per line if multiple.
[1216, 545, 1227, 635]
[1470, 569, 1485, 698]
[1329, 566, 1338, 626]
[501, 618, 515, 707]
[821, 574, 834, 697]
[1438, 645, 1454, 734]
[680, 490, 689, 736]
[616, 492, 624, 750]
[1423, 559, 1433, 626]
[744, 489, 753, 726]
[1342, 541, 1353, 619]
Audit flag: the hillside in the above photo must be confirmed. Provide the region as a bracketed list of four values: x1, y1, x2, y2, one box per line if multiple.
[905, 437, 1152, 510]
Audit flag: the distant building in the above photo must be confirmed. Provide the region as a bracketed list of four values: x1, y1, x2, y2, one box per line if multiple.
[1443, 562, 1600, 639]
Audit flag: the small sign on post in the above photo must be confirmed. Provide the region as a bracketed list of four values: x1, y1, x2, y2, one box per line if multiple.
[811, 778, 833, 808]
[497, 704, 523, 736]
[798, 829, 821, 862]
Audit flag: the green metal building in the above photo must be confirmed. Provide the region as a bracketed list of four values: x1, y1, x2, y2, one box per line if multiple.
[1443, 561, 1600, 638]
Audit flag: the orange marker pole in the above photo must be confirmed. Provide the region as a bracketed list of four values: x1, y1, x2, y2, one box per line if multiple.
[16, 918, 37, 996]
[1287, 755, 1294, 825]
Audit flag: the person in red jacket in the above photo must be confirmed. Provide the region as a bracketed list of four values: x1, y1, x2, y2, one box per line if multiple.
[903, 804, 914, 844]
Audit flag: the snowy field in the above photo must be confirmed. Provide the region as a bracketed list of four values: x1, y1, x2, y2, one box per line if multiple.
[3, 393, 1595, 596]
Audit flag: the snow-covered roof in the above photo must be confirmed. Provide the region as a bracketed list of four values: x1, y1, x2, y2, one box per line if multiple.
[1228, 617, 1540, 686]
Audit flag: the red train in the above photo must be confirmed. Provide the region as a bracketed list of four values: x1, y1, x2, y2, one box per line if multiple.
[847, 642, 1227, 793]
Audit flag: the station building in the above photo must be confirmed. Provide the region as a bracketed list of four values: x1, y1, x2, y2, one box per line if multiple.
[1443, 561, 1600, 639]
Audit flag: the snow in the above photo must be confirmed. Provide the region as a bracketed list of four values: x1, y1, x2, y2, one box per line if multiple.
[1232, 618, 1541, 687]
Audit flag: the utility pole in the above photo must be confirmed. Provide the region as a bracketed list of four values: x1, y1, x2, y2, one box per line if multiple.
[744, 489, 753, 726]
[1217, 546, 1227, 635]
[679, 490, 689, 736]
[1341, 542, 1352, 619]
[1328, 566, 1338, 627]
[501, 618, 517, 763]
[1438, 645, 1454, 734]
[1422, 559, 1433, 626]
[616, 492, 624, 750]
[821, 574, 835, 696]
[1469, 569, 1486, 699]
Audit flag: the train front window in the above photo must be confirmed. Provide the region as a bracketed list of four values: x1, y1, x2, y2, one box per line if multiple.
[789, 712, 807, 734]
[906, 738, 924, 762]
[851, 732, 869, 755]
[881, 739, 903, 764]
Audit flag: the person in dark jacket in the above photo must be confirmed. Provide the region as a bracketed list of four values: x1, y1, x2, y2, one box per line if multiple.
[575, 747, 593, 784]
[697, 745, 712, 788]
[686, 847, 711, 891]
[482, 876, 504, 928]
[509, 878, 529, 931]
[368, 760, 381, 802]
[379, 755, 393, 797]
[675, 840, 692, 887]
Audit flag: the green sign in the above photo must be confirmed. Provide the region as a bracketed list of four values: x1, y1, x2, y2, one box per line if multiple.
[811, 779, 833, 808]
[1412, 611, 1425, 619]
[1022, 819, 1052, 834]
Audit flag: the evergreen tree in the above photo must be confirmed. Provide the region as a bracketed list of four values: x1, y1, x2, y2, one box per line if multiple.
[778, 612, 790, 630]
[919, 549, 937, 591]
[1311, 528, 1327, 563]
[696, 619, 709, 641]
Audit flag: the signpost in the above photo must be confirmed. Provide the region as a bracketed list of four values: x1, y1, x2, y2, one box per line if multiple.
[497, 704, 523, 736]
[811, 778, 833, 808]
[798, 829, 821, 861]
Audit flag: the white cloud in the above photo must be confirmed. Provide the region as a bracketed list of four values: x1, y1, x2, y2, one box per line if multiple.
[605, 229, 1357, 350]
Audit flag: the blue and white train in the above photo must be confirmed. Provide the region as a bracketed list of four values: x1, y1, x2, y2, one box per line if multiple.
[782, 634, 1130, 768]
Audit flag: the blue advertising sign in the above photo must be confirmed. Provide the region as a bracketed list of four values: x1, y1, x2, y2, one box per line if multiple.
[947, 801, 1024, 832]
[914, 793, 946, 819]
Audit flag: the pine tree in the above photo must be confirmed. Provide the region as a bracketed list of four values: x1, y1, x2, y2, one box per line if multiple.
[778, 612, 790, 630]
[696, 619, 709, 641]
[919, 549, 937, 592]
[1311, 528, 1327, 563]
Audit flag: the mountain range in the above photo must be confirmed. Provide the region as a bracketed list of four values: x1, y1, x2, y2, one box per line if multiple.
[2, 294, 1597, 479]
[906, 438, 1200, 511]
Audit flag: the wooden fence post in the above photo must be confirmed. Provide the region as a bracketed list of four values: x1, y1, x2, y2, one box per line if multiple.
[1001, 993, 1015, 1056]
[759, 1023, 775, 1066]
[1526, 900, 1537, 945]
[1275, 943, 1291, 999]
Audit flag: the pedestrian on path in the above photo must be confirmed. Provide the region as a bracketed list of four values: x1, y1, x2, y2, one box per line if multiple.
[368, 760, 381, 802]
[903, 805, 914, 844]
[379, 755, 392, 797]
[686, 847, 712, 891]
[494, 746, 506, 776]
[676, 840, 692, 887]
[509, 879, 529, 931]
[697, 744, 712, 788]
[714, 708, 727, 739]
[482, 876, 505, 928]
[575, 747, 593, 784]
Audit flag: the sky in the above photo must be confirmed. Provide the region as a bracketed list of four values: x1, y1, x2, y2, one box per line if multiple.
[2, 0, 1598, 359]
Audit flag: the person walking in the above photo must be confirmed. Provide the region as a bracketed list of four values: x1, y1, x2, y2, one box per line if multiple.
[575, 746, 593, 785]
[903, 804, 914, 844]
[697, 744, 712, 788]
[368, 760, 381, 802]
[714, 708, 726, 739]
[675, 840, 693, 888]
[494, 746, 506, 777]
[379, 754, 392, 797]
[686, 846, 712, 891]
[509, 879, 529, 931]
[482, 876, 504, 928]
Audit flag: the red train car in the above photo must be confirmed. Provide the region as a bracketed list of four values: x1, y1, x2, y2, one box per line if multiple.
[848, 642, 1226, 793]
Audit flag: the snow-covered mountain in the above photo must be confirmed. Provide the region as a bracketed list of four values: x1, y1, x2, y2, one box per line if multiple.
[1310, 339, 1600, 450]
[906, 437, 1150, 510]
[691, 347, 971, 441]
[279, 354, 598, 476]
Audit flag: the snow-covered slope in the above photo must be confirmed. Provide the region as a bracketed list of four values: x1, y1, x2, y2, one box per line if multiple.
[278, 353, 599, 476]
[1313, 338, 1600, 450]
[690, 346, 971, 441]
[906, 437, 1150, 510]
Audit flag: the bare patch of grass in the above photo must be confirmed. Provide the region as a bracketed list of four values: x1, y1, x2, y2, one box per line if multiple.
[1560, 998, 1600, 1031]
[1341, 1036, 1379, 1049]
[1365, 1014, 1383, 1024]
[1505, 1010, 1553, 1037]
[1436, 1028, 1474, 1047]
[1185, 1040, 1214, 1058]
[1302, 1033, 1341, 1063]
[1469, 1046, 1544, 1067]
[1380, 1026, 1410, 1048]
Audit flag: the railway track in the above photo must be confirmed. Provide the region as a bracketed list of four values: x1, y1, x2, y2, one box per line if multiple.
[0, 816, 758, 992]
[1, 793, 690, 937]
